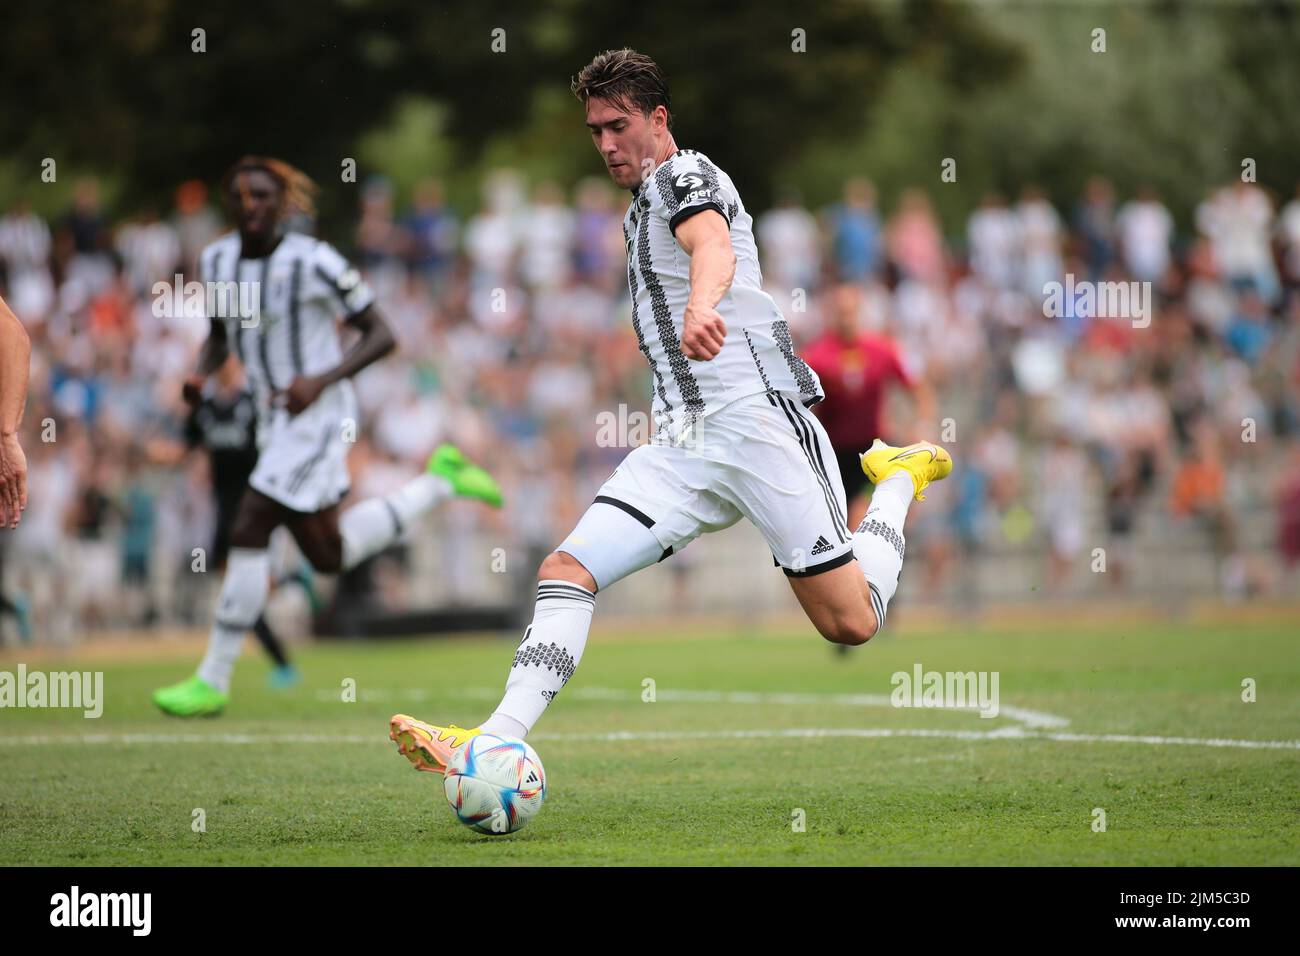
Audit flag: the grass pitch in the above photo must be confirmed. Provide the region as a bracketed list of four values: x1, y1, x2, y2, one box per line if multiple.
[1, 618, 1297, 866]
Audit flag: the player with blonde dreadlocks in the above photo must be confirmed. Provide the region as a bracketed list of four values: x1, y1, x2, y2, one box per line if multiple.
[153, 157, 504, 716]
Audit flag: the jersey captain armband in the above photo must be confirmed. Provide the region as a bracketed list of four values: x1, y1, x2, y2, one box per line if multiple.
[314, 263, 374, 319]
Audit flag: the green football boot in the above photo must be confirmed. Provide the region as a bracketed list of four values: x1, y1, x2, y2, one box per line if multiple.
[152, 674, 229, 717]
[427, 444, 504, 508]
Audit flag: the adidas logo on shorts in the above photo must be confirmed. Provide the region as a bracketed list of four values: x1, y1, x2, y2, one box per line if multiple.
[810, 535, 834, 556]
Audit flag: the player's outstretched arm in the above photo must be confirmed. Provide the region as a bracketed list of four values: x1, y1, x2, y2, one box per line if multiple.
[280, 304, 396, 416]
[676, 210, 735, 361]
[0, 293, 31, 529]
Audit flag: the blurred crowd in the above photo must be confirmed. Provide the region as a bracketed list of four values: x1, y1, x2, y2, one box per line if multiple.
[2, 169, 1299, 639]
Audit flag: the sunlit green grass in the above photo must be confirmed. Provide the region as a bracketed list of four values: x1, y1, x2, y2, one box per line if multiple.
[1, 621, 1296, 865]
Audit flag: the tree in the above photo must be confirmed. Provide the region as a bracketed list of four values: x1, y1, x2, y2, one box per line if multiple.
[0, 0, 1021, 213]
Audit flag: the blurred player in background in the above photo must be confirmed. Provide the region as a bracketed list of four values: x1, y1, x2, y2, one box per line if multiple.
[389, 49, 953, 772]
[804, 283, 936, 521]
[153, 157, 504, 716]
[151, 353, 306, 685]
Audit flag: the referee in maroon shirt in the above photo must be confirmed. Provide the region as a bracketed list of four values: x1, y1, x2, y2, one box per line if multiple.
[803, 283, 935, 521]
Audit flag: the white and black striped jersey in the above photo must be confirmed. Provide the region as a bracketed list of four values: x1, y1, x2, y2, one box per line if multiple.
[197, 231, 375, 423]
[623, 149, 823, 442]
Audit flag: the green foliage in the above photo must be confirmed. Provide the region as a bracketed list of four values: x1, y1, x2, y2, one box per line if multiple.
[791, 1, 1300, 229]
[0, 0, 1017, 214]
[2, 1, 1296, 222]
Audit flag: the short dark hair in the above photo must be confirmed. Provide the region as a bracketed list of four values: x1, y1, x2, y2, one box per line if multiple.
[571, 48, 672, 130]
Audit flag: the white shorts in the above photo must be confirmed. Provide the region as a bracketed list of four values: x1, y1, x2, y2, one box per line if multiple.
[558, 391, 853, 590]
[248, 383, 355, 514]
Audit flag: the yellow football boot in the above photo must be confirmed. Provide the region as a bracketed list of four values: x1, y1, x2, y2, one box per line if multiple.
[860, 438, 953, 502]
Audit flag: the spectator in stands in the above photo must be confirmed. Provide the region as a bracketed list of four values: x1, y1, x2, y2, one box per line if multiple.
[887, 188, 946, 285]
[967, 191, 1019, 291]
[1116, 185, 1173, 285]
[3, 168, 1299, 633]
[757, 187, 821, 297]
[402, 178, 459, 293]
[1074, 176, 1116, 281]
[1198, 180, 1278, 303]
[823, 177, 882, 283]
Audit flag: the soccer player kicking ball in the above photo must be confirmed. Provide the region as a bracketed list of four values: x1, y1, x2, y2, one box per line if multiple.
[390, 50, 950, 770]
[154, 157, 502, 717]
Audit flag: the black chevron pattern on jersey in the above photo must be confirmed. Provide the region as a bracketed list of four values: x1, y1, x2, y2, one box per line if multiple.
[625, 213, 673, 430]
[219, 245, 246, 368]
[635, 202, 705, 424]
[288, 256, 304, 375]
[254, 256, 274, 390]
[771, 317, 819, 401]
[653, 161, 679, 218]
[743, 328, 772, 390]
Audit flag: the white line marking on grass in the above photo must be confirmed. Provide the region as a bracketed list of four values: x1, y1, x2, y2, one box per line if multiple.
[531, 727, 1300, 750]
[0, 728, 1296, 750]
[312, 685, 1071, 729]
[572, 687, 1071, 728]
[0, 733, 378, 746]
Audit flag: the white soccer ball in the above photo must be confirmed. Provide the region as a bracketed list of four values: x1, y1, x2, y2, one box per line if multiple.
[443, 733, 547, 835]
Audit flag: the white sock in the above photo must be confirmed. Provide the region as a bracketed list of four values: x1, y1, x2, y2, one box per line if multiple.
[484, 580, 595, 737]
[851, 472, 913, 636]
[197, 548, 270, 693]
[480, 714, 529, 739]
[339, 473, 451, 571]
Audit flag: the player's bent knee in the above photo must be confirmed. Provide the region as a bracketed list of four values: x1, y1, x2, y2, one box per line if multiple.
[819, 611, 876, 647]
[538, 551, 597, 591]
